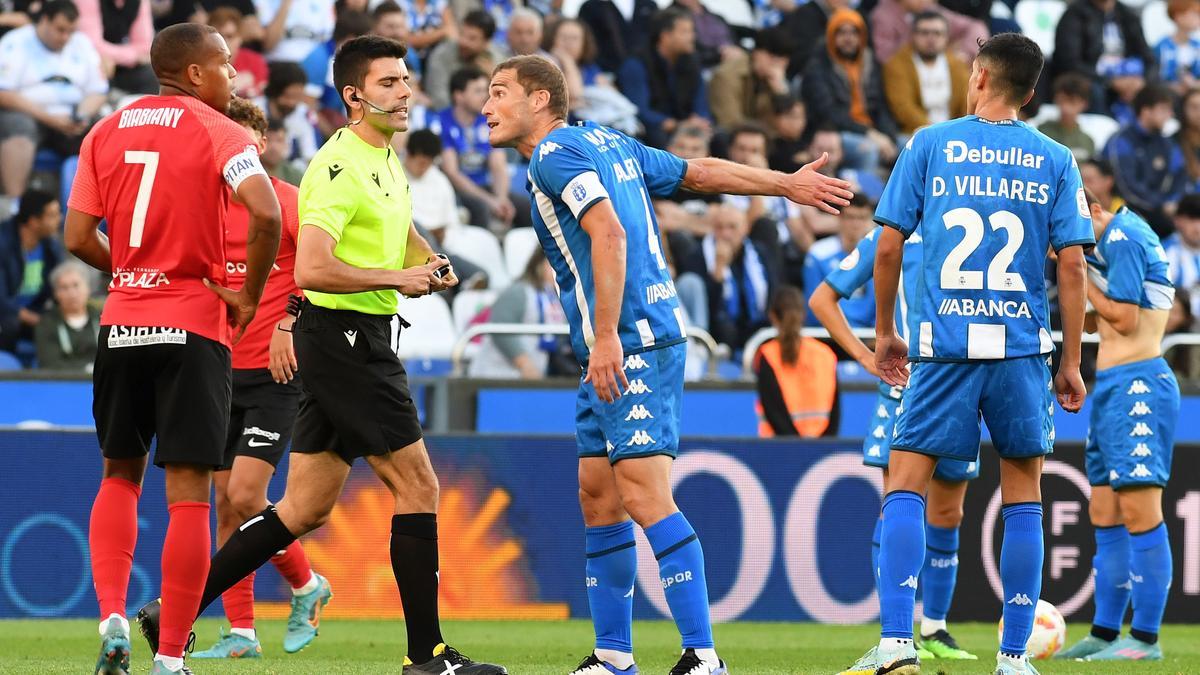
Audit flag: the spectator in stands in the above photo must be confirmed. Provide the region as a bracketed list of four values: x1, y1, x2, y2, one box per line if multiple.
[209, 8, 269, 99]
[654, 124, 713, 268]
[400, 0, 455, 63]
[424, 9, 501, 110]
[306, 10, 370, 136]
[1081, 157, 1125, 212]
[764, 0, 846, 78]
[76, 0, 155, 94]
[0, 0, 31, 38]
[708, 26, 792, 130]
[468, 247, 569, 379]
[1038, 73, 1097, 161]
[802, 193, 875, 327]
[577, 0, 658, 74]
[0, 0, 106, 213]
[260, 118, 305, 186]
[429, 66, 530, 229]
[1103, 83, 1185, 236]
[404, 128, 460, 247]
[1176, 87, 1200, 191]
[1052, 0, 1154, 115]
[265, 60, 318, 170]
[619, 6, 710, 149]
[753, 285, 839, 438]
[371, 0, 407, 43]
[868, 0, 987, 66]
[882, 10, 968, 137]
[1164, 193, 1200, 327]
[802, 8, 897, 174]
[0, 190, 62, 351]
[687, 202, 780, 352]
[767, 95, 810, 173]
[544, 16, 640, 135]
[256, 0, 334, 63]
[504, 7, 544, 58]
[723, 122, 812, 285]
[1156, 0, 1200, 91]
[34, 259, 97, 371]
[671, 0, 732, 68]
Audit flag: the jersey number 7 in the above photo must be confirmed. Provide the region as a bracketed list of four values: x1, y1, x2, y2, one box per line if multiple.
[124, 150, 160, 248]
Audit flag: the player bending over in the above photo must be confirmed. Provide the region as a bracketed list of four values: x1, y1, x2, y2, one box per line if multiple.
[481, 55, 853, 675]
[68, 22, 283, 675]
[838, 32, 1092, 675]
[810, 216, 980, 662]
[1054, 191, 1179, 661]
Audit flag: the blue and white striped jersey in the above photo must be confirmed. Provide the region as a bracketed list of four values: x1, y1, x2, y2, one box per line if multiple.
[874, 116, 1095, 361]
[1088, 208, 1174, 310]
[527, 122, 689, 364]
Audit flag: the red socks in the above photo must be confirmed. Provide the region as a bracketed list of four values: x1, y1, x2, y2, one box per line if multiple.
[222, 572, 256, 630]
[271, 540, 313, 590]
[89, 478, 142, 620]
[159, 502, 211, 658]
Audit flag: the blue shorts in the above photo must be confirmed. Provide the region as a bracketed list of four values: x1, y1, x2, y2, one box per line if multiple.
[864, 382, 981, 482]
[891, 354, 1054, 462]
[1085, 357, 1180, 489]
[577, 343, 685, 463]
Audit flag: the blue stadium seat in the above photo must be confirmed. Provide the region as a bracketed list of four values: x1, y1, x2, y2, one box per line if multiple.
[0, 350, 25, 371]
[405, 358, 453, 377]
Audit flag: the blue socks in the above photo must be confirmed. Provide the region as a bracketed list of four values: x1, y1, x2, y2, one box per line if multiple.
[871, 518, 883, 583]
[1129, 523, 1172, 644]
[921, 524, 960, 623]
[999, 503, 1043, 657]
[585, 521, 637, 653]
[1092, 525, 1132, 638]
[878, 491, 925, 639]
[644, 512, 713, 649]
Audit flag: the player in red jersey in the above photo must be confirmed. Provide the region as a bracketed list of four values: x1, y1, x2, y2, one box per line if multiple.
[183, 98, 331, 661]
[64, 22, 282, 675]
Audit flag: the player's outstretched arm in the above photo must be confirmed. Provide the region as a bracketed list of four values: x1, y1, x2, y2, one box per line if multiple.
[810, 282, 879, 377]
[680, 152, 854, 214]
[579, 200, 629, 404]
[64, 209, 111, 272]
[873, 226, 908, 386]
[1055, 245, 1088, 413]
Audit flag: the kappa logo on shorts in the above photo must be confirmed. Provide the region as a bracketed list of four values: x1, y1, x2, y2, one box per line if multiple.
[1110, 469, 1120, 482]
[625, 405, 654, 421]
[876, 404, 890, 419]
[625, 379, 653, 395]
[1131, 443, 1153, 457]
[624, 354, 650, 371]
[872, 425, 887, 439]
[1130, 422, 1154, 437]
[605, 440, 614, 455]
[627, 430, 655, 446]
[1127, 380, 1151, 395]
[867, 444, 882, 457]
[967, 461, 977, 473]
[1129, 401, 1152, 416]
[1129, 464, 1152, 479]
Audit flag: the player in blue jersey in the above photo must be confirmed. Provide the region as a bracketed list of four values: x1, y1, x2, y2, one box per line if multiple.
[811, 222, 981, 663]
[839, 34, 1094, 675]
[1054, 193, 1179, 662]
[481, 55, 853, 675]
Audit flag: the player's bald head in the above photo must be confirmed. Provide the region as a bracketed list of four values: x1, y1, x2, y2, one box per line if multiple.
[151, 22, 222, 80]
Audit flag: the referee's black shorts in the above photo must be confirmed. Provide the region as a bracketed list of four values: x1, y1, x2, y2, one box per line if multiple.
[221, 368, 301, 471]
[292, 301, 423, 463]
[93, 325, 232, 468]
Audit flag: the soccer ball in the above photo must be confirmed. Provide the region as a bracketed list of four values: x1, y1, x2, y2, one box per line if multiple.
[997, 599, 1067, 660]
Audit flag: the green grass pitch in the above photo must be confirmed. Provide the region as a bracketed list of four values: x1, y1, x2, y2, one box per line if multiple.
[3, 619, 1199, 674]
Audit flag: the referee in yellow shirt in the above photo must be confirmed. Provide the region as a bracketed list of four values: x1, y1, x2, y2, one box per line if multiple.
[191, 36, 507, 675]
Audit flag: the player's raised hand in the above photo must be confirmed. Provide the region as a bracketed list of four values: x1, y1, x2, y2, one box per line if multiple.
[784, 152, 855, 215]
[584, 332, 629, 404]
[204, 279, 258, 344]
[1054, 366, 1087, 413]
[875, 334, 909, 387]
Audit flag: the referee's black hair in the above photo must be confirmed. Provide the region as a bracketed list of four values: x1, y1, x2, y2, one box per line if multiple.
[333, 35, 408, 114]
[976, 32, 1043, 106]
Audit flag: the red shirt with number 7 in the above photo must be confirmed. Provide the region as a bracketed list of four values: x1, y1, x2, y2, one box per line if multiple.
[68, 95, 266, 347]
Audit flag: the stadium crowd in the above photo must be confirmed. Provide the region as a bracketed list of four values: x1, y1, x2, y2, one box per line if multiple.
[1, 0, 1199, 388]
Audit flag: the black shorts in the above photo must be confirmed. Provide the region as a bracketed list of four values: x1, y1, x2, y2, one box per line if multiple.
[292, 302, 422, 464]
[220, 368, 301, 470]
[94, 325, 232, 468]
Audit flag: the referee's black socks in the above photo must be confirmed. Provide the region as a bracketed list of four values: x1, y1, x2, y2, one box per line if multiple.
[197, 506, 297, 617]
[391, 513, 444, 663]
